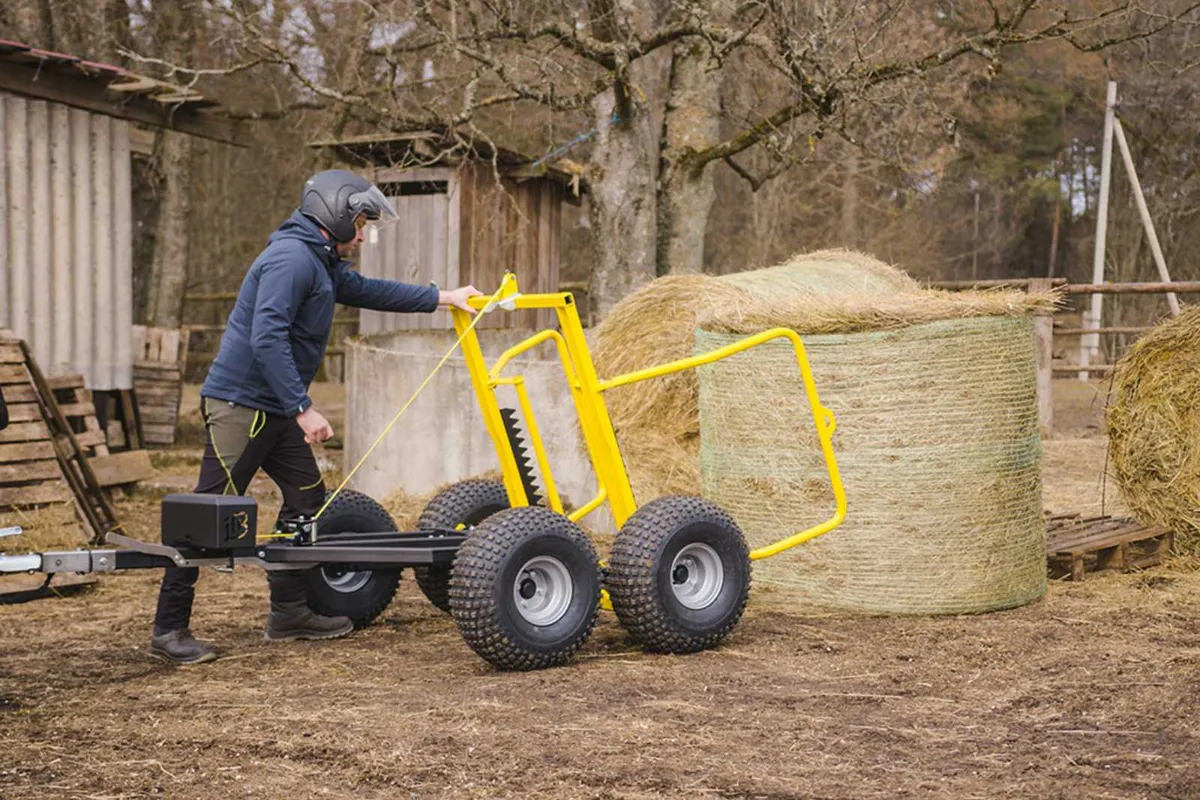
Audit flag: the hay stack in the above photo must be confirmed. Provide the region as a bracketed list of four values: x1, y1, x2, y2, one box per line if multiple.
[696, 290, 1051, 614]
[591, 250, 915, 501]
[593, 245, 1056, 614]
[1107, 307, 1200, 542]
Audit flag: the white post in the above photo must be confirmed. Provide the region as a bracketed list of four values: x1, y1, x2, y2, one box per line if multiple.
[1080, 81, 1117, 381]
[1113, 118, 1179, 316]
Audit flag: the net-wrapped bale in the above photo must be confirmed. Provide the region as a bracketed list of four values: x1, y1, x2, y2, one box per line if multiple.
[591, 250, 915, 502]
[696, 312, 1047, 615]
[1107, 306, 1200, 544]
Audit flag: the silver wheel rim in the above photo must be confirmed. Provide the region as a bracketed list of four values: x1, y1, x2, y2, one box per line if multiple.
[670, 543, 724, 610]
[321, 567, 371, 594]
[513, 555, 573, 626]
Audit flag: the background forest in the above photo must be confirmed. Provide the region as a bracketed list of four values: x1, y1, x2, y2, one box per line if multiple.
[3, 0, 1198, 332]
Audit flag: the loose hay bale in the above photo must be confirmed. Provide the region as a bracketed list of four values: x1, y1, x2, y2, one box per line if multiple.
[0, 502, 84, 553]
[1107, 307, 1200, 544]
[591, 250, 915, 501]
[697, 314, 1047, 614]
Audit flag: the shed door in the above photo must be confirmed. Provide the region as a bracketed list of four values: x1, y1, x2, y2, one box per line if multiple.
[357, 170, 458, 333]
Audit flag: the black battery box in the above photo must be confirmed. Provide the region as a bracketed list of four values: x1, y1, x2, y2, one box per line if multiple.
[161, 494, 258, 551]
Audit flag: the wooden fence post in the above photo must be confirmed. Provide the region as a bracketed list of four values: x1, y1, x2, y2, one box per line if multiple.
[1029, 278, 1054, 438]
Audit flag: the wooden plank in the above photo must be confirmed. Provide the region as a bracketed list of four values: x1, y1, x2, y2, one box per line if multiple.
[119, 390, 141, 450]
[56, 402, 96, 419]
[0, 343, 24, 364]
[0, 441, 56, 463]
[0, 421, 50, 443]
[1, 385, 37, 403]
[1048, 524, 1166, 553]
[132, 324, 147, 362]
[0, 459, 61, 483]
[133, 384, 181, 401]
[161, 329, 181, 362]
[134, 360, 181, 375]
[87, 450, 155, 487]
[72, 429, 107, 448]
[5, 402, 44, 423]
[139, 407, 178, 424]
[0, 482, 71, 506]
[45, 374, 84, 390]
[0, 364, 29, 385]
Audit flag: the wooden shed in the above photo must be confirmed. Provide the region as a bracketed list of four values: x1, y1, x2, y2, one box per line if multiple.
[311, 131, 583, 331]
[0, 39, 240, 391]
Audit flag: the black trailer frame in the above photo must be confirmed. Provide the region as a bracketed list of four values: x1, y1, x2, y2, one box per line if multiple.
[0, 528, 468, 578]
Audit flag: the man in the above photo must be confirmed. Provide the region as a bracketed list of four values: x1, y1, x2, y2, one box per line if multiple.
[149, 169, 481, 664]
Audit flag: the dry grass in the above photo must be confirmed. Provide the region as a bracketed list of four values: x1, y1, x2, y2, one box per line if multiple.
[591, 252, 1058, 505]
[2, 386, 1198, 798]
[0, 503, 85, 553]
[698, 286, 1060, 335]
[1106, 307, 1200, 546]
[1, 453, 1199, 799]
[591, 251, 918, 501]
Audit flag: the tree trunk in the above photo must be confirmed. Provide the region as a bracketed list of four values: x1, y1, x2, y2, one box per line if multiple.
[841, 147, 860, 249]
[657, 35, 723, 276]
[588, 85, 664, 319]
[142, 0, 197, 329]
[586, 0, 671, 319]
[145, 130, 192, 327]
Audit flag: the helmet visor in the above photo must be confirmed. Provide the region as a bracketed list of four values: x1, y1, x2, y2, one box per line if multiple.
[347, 184, 398, 222]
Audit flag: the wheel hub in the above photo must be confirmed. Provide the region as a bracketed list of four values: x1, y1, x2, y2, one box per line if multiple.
[670, 543, 724, 610]
[513, 555, 572, 626]
[321, 566, 371, 594]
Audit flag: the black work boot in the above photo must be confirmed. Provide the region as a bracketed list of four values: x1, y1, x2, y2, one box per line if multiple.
[147, 629, 218, 665]
[265, 600, 353, 642]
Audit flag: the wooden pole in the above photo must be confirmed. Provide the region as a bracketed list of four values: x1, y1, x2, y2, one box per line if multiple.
[972, 189, 980, 281]
[1112, 118, 1179, 316]
[1030, 278, 1054, 438]
[1081, 81, 1117, 381]
[1066, 281, 1200, 294]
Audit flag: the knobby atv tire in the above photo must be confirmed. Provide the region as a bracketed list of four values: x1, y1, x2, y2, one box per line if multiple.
[415, 480, 510, 612]
[304, 489, 401, 629]
[607, 495, 751, 654]
[449, 506, 601, 671]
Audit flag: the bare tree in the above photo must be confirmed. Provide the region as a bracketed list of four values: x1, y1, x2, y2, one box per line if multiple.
[117, 1, 1200, 316]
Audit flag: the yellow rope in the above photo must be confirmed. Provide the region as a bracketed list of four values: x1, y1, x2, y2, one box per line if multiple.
[313, 282, 505, 520]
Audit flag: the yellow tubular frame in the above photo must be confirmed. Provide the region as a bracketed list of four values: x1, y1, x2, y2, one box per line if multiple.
[450, 273, 847, 562]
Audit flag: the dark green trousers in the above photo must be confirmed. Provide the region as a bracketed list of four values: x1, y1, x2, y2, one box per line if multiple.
[153, 398, 326, 632]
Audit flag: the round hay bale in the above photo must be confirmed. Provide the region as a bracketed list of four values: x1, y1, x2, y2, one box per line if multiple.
[591, 250, 914, 501]
[696, 315, 1046, 615]
[1107, 307, 1200, 542]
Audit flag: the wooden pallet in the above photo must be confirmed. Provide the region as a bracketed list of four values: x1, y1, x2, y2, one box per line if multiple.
[0, 337, 128, 544]
[1046, 513, 1174, 581]
[132, 326, 188, 447]
[0, 343, 72, 509]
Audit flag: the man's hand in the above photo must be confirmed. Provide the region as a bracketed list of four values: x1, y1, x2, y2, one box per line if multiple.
[296, 407, 334, 444]
[438, 285, 484, 313]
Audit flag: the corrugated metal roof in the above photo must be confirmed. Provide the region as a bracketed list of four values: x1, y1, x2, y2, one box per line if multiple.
[0, 39, 242, 145]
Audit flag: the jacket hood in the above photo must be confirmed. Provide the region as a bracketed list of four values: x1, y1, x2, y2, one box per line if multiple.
[268, 210, 341, 265]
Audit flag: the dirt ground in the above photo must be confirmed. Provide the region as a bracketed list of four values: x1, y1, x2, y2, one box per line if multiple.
[1, 379, 1198, 799]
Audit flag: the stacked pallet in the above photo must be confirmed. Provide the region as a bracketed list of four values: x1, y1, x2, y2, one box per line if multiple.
[0, 337, 122, 544]
[132, 326, 188, 447]
[0, 343, 73, 508]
